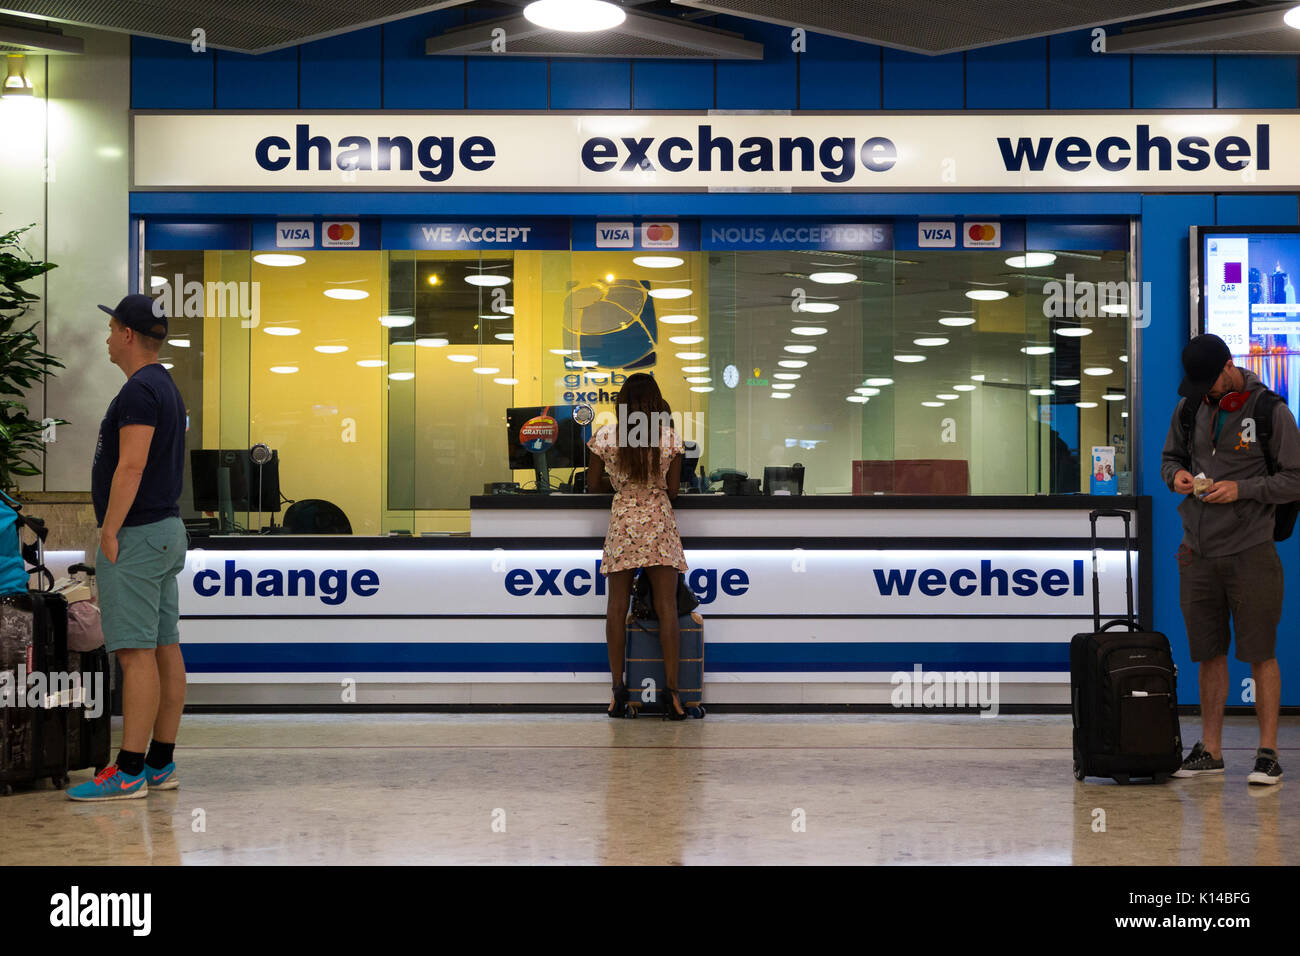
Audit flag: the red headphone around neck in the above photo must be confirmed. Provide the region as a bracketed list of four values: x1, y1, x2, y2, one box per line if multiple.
[1205, 390, 1249, 412]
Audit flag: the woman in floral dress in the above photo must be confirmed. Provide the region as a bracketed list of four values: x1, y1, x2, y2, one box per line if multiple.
[586, 373, 688, 719]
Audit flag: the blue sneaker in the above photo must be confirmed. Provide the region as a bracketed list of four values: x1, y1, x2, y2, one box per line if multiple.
[143, 761, 179, 791]
[66, 765, 148, 802]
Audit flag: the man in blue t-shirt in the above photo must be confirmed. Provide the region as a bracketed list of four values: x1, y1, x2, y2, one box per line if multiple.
[67, 294, 189, 802]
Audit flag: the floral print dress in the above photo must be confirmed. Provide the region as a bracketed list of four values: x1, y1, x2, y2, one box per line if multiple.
[588, 423, 688, 574]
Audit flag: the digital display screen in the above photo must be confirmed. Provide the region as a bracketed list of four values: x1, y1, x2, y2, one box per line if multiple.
[1201, 228, 1300, 410]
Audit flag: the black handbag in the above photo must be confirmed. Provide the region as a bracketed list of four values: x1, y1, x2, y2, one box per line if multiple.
[630, 571, 699, 621]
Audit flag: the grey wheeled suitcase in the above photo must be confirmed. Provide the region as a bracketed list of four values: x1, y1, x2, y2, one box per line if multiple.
[624, 612, 706, 718]
[1070, 509, 1182, 785]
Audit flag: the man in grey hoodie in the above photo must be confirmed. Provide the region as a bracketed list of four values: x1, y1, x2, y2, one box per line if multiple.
[1161, 333, 1300, 785]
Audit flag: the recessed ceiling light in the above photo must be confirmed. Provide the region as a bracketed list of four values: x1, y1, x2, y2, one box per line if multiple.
[792, 327, 829, 336]
[809, 271, 857, 284]
[774, 373, 801, 380]
[676, 351, 707, 360]
[1287, 5, 1300, 28]
[324, 289, 369, 300]
[254, 253, 306, 267]
[914, 337, 949, 347]
[937, 393, 959, 400]
[169, 338, 191, 348]
[494, 377, 518, 385]
[894, 355, 925, 363]
[846, 395, 869, 404]
[269, 366, 298, 374]
[865, 378, 893, 387]
[939, 316, 976, 327]
[1076, 401, 1099, 408]
[649, 288, 692, 299]
[416, 338, 449, 348]
[1102, 393, 1126, 401]
[500, 305, 515, 315]
[448, 354, 477, 363]
[1054, 327, 1092, 337]
[1051, 378, 1080, 387]
[314, 345, 348, 354]
[150, 275, 167, 288]
[966, 290, 1009, 301]
[1022, 346, 1055, 355]
[472, 367, 499, 375]
[388, 372, 414, 381]
[549, 348, 577, 355]
[524, 0, 627, 32]
[659, 313, 697, 324]
[856, 387, 880, 396]
[379, 315, 415, 328]
[161, 362, 174, 370]
[690, 385, 714, 393]
[971, 374, 986, 382]
[952, 384, 977, 393]
[264, 327, 300, 336]
[1119, 355, 1129, 363]
[922, 401, 945, 407]
[682, 366, 710, 373]
[686, 376, 711, 384]
[1084, 367, 1113, 376]
[1099, 303, 1128, 315]
[604, 273, 615, 283]
[797, 302, 839, 314]
[784, 345, 817, 355]
[772, 383, 797, 390]
[669, 335, 704, 344]
[1030, 388, 1055, 396]
[1004, 253, 1057, 269]
[569, 359, 598, 368]
[478, 314, 510, 321]
[770, 392, 791, 399]
[465, 275, 510, 287]
[495, 333, 514, 342]
[779, 360, 809, 369]
[633, 255, 683, 269]
[356, 359, 387, 368]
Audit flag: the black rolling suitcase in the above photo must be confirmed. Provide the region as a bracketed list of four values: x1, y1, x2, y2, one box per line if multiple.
[1070, 509, 1182, 785]
[0, 592, 71, 795]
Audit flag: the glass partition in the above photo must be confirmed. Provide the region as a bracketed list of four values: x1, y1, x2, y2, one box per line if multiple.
[146, 223, 1132, 534]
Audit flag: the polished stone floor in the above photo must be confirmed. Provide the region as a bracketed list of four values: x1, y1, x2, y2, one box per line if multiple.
[1, 714, 1294, 865]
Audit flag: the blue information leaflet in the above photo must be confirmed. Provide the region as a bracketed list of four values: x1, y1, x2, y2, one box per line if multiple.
[702, 220, 892, 250]
[384, 219, 570, 250]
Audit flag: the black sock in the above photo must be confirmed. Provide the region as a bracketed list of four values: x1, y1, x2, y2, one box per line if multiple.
[145, 740, 175, 768]
[117, 749, 145, 776]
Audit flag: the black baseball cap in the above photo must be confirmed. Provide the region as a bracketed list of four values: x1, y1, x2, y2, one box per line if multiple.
[1178, 333, 1232, 403]
[98, 293, 167, 340]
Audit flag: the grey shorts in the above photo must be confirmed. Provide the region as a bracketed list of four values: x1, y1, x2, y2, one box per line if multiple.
[1177, 540, 1283, 664]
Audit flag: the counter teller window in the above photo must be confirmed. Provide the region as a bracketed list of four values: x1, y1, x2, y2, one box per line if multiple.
[146, 221, 1131, 534]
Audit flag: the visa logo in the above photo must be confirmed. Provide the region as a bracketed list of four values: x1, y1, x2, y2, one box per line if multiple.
[275, 220, 314, 248]
[917, 221, 956, 248]
[595, 221, 634, 248]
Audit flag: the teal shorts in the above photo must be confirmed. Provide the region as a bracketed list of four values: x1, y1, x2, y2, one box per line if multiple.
[96, 516, 188, 652]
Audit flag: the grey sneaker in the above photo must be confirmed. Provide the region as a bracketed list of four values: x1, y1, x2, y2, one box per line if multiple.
[1247, 748, 1283, 786]
[1173, 741, 1225, 777]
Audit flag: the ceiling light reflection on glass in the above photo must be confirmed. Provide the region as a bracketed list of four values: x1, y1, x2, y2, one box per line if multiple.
[1084, 367, 1113, 376]
[939, 316, 976, 327]
[865, 378, 893, 386]
[797, 302, 839, 314]
[494, 377, 518, 385]
[676, 352, 707, 360]
[269, 366, 298, 374]
[416, 338, 449, 348]
[1051, 378, 1080, 387]
[324, 288, 369, 300]
[379, 315, 415, 328]
[669, 335, 704, 344]
[253, 254, 306, 267]
[388, 372, 415, 381]
[894, 355, 925, 363]
[914, 337, 949, 347]
[784, 345, 817, 355]
[356, 359, 387, 368]
[809, 272, 857, 285]
[264, 327, 300, 336]
[846, 395, 869, 404]
[779, 360, 809, 369]
[1004, 253, 1057, 269]
[465, 275, 510, 287]
[1054, 326, 1092, 337]
[965, 290, 1008, 301]
[659, 313, 697, 325]
[314, 345, 348, 354]
[633, 255, 684, 269]
[648, 288, 692, 300]
[448, 354, 477, 363]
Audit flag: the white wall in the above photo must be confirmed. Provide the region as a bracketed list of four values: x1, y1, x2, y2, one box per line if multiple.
[0, 29, 130, 493]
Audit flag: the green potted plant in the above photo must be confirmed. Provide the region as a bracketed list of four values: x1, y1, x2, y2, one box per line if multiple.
[0, 222, 62, 493]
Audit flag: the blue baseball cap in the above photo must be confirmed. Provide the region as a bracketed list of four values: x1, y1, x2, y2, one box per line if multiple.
[98, 293, 167, 340]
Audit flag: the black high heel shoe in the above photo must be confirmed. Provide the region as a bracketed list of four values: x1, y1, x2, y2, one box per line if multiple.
[608, 684, 629, 718]
[662, 687, 687, 721]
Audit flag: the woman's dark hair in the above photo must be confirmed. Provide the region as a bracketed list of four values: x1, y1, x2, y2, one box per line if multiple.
[615, 372, 672, 485]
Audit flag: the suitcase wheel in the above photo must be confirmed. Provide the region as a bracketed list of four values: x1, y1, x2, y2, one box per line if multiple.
[626, 706, 638, 719]
[1113, 774, 1131, 786]
[51, 774, 70, 790]
[1, 784, 12, 797]
[689, 705, 706, 719]
[1072, 760, 1085, 781]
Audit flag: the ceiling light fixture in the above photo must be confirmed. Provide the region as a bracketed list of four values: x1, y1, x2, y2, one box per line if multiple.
[253, 254, 306, 267]
[1004, 253, 1057, 269]
[524, 0, 627, 32]
[809, 271, 857, 284]
[633, 256, 683, 269]
[966, 290, 1009, 301]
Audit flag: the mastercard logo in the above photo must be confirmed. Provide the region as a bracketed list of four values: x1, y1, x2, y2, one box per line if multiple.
[968, 224, 996, 242]
[645, 223, 675, 241]
[327, 223, 356, 242]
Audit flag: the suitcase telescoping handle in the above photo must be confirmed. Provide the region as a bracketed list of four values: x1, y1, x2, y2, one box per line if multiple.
[1089, 509, 1135, 633]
